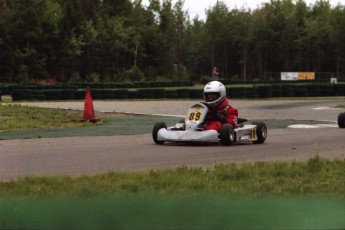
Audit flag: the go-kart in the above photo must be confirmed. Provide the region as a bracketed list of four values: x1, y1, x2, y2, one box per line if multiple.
[152, 102, 267, 146]
[338, 112, 345, 128]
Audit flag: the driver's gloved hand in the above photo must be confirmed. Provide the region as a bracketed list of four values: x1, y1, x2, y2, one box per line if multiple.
[209, 108, 226, 123]
[213, 112, 227, 124]
[207, 104, 227, 124]
[207, 104, 218, 113]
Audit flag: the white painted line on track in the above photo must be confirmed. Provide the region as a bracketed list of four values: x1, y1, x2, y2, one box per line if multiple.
[288, 124, 338, 129]
[313, 107, 339, 110]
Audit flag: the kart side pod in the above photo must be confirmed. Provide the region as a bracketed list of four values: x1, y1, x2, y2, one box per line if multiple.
[219, 121, 267, 146]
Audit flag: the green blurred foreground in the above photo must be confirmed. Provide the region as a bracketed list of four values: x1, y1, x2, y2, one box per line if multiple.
[1, 157, 345, 229]
[1, 196, 344, 229]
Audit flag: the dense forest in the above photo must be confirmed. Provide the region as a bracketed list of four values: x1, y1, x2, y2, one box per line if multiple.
[0, 0, 345, 83]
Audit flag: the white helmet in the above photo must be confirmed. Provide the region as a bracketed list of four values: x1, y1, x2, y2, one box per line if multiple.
[203, 81, 226, 106]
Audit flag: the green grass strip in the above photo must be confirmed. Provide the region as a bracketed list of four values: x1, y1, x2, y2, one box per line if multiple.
[0, 115, 179, 139]
[1, 157, 344, 197]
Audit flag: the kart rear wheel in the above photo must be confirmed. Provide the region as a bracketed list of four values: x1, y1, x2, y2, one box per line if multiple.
[152, 122, 167, 144]
[338, 112, 345, 128]
[219, 124, 235, 146]
[252, 121, 267, 144]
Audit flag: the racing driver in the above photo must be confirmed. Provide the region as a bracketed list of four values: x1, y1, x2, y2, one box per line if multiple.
[203, 81, 238, 131]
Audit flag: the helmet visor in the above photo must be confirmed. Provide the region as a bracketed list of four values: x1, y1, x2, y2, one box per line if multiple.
[204, 92, 220, 102]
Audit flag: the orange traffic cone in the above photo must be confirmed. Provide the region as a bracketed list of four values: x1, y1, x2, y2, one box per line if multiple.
[82, 86, 100, 123]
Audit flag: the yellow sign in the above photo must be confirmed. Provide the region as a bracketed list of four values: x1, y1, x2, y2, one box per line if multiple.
[298, 72, 315, 80]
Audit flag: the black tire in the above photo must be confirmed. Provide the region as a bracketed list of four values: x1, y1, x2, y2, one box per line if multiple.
[152, 122, 167, 144]
[252, 121, 267, 144]
[338, 112, 345, 128]
[219, 124, 235, 146]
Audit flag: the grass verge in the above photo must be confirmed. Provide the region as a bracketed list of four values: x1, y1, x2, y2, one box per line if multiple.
[1, 156, 344, 197]
[0, 104, 89, 130]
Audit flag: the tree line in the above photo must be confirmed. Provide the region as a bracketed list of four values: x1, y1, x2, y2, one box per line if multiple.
[0, 0, 344, 83]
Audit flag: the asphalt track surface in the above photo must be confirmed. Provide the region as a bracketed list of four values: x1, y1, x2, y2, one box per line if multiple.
[1, 99, 345, 181]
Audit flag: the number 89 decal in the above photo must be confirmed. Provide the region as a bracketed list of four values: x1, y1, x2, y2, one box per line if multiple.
[188, 111, 202, 121]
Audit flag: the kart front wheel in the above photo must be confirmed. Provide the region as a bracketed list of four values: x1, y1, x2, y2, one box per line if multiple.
[252, 121, 267, 144]
[219, 124, 235, 146]
[338, 112, 345, 128]
[152, 122, 167, 144]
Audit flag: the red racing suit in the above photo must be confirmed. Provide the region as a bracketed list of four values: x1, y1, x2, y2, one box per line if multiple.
[204, 98, 238, 132]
